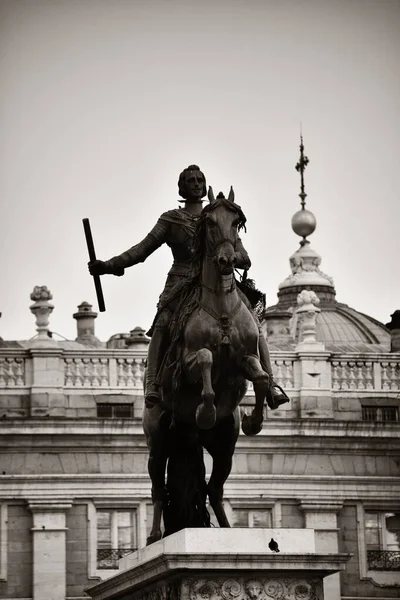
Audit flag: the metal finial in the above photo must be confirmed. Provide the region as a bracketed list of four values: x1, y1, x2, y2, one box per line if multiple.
[295, 133, 309, 209]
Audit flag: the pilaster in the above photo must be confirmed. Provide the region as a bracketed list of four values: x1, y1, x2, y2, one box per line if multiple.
[295, 350, 333, 418]
[29, 499, 72, 600]
[28, 347, 65, 416]
[299, 500, 343, 600]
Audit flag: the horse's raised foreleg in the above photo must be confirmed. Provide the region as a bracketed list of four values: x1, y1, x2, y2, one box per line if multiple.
[240, 355, 270, 436]
[193, 348, 217, 430]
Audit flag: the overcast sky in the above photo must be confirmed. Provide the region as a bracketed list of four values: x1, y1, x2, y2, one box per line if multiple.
[0, 0, 399, 342]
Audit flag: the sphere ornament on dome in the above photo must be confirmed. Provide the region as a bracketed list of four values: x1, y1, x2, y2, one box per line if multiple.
[291, 209, 317, 239]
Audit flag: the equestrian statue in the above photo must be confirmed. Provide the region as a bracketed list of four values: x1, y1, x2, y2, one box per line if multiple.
[89, 165, 289, 543]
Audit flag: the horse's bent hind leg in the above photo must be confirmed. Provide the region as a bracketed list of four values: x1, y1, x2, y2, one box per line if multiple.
[202, 412, 240, 527]
[240, 355, 269, 436]
[143, 406, 169, 545]
[195, 348, 216, 430]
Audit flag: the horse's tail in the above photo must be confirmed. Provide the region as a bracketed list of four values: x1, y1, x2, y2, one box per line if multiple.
[163, 425, 210, 537]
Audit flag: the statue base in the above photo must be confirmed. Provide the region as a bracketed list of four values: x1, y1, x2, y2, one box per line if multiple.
[86, 528, 350, 600]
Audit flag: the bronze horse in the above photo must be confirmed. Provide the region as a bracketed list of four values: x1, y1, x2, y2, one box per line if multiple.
[143, 188, 271, 544]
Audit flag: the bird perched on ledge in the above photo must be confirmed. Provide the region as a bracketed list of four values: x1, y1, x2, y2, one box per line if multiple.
[268, 538, 280, 552]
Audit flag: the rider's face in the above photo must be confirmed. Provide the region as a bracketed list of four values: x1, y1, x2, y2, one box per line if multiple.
[184, 171, 204, 202]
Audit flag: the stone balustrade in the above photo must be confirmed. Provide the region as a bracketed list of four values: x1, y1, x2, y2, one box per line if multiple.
[0, 351, 27, 387]
[0, 348, 399, 396]
[331, 357, 400, 392]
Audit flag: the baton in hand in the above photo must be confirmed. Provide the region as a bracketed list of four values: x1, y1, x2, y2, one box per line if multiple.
[83, 218, 106, 312]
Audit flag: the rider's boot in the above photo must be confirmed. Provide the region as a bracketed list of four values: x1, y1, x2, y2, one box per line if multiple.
[145, 325, 167, 408]
[259, 333, 290, 410]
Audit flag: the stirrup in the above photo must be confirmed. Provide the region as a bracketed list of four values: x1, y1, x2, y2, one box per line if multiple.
[266, 383, 290, 410]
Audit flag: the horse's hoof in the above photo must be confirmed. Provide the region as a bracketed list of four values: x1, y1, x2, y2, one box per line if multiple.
[146, 531, 162, 545]
[196, 404, 217, 429]
[241, 414, 263, 436]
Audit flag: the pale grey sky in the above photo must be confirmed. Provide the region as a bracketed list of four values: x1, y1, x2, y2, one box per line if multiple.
[0, 0, 399, 342]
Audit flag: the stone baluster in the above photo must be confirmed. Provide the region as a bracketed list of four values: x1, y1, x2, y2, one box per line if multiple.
[126, 358, 134, 387]
[365, 362, 373, 390]
[82, 358, 91, 386]
[6, 359, 15, 386]
[340, 362, 348, 390]
[283, 360, 294, 388]
[91, 358, 100, 386]
[381, 362, 389, 391]
[100, 358, 109, 386]
[275, 360, 284, 386]
[356, 362, 365, 390]
[0, 358, 5, 386]
[348, 361, 356, 390]
[74, 358, 83, 386]
[331, 361, 340, 390]
[117, 359, 126, 386]
[389, 362, 400, 390]
[65, 359, 73, 386]
[15, 358, 24, 385]
[133, 358, 143, 387]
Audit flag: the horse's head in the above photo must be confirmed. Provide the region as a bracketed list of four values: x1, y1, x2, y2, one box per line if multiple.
[202, 186, 246, 274]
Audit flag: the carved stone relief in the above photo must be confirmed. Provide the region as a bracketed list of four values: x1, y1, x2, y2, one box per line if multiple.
[129, 576, 319, 600]
[184, 578, 318, 600]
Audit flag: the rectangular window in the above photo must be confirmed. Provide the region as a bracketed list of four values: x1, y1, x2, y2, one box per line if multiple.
[97, 509, 137, 569]
[97, 404, 133, 418]
[232, 508, 272, 528]
[365, 511, 400, 571]
[362, 406, 399, 422]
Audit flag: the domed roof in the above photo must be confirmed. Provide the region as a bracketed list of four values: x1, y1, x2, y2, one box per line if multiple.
[264, 299, 390, 352]
[315, 305, 390, 351]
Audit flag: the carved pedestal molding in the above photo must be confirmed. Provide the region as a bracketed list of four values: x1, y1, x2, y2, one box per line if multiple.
[86, 529, 350, 600]
[28, 499, 72, 600]
[299, 501, 343, 600]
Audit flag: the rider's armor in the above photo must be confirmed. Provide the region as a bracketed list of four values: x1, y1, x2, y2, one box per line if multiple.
[104, 208, 251, 309]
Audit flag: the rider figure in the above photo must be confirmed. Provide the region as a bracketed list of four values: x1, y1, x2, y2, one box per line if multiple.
[89, 165, 289, 410]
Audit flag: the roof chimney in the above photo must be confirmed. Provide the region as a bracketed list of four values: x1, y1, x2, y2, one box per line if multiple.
[126, 326, 150, 350]
[73, 301, 101, 346]
[386, 311, 400, 352]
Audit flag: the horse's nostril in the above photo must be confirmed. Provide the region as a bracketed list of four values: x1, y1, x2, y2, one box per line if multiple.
[219, 257, 228, 265]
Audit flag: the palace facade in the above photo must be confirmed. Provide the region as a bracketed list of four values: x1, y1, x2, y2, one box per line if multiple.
[1, 196, 399, 600]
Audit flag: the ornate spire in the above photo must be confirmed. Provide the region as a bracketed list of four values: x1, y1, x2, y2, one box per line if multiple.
[291, 134, 316, 245]
[295, 134, 309, 209]
[279, 134, 335, 296]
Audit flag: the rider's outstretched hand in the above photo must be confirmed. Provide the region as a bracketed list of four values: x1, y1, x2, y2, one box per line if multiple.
[88, 259, 107, 276]
[88, 260, 125, 277]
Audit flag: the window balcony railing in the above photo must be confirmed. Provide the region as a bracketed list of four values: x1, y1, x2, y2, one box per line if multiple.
[97, 547, 137, 569]
[367, 550, 400, 571]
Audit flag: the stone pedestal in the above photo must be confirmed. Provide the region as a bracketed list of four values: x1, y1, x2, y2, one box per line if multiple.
[86, 529, 350, 600]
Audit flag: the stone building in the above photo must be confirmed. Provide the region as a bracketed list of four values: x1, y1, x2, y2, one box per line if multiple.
[1, 170, 399, 600]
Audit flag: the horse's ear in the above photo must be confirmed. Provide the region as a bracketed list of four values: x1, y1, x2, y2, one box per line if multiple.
[228, 186, 235, 203]
[208, 186, 216, 203]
